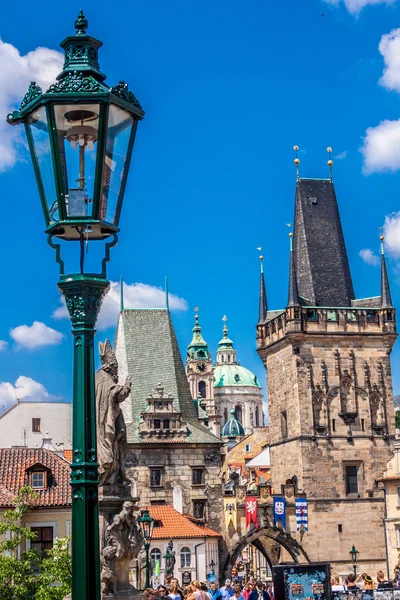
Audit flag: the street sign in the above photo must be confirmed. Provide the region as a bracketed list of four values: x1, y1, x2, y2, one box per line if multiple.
[182, 571, 192, 586]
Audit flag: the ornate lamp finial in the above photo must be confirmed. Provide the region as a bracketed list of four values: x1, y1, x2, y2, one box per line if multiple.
[327, 147, 333, 181]
[222, 315, 228, 335]
[380, 227, 385, 254]
[257, 247, 264, 272]
[293, 145, 300, 179]
[75, 9, 88, 35]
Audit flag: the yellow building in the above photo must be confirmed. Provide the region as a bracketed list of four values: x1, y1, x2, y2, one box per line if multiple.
[0, 447, 71, 552]
[380, 437, 400, 579]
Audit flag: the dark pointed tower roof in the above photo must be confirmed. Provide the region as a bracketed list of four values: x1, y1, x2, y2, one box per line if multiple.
[293, 178, 354, 306]
[258, 255, 268, 323]
[288, 233, 300, 307]
[380, 236, 393, 309]
[187, 309, 210, 360]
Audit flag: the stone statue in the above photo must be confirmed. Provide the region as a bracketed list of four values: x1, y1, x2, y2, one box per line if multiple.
[101, 501, 143, 593]
[96, 340, 131, 490]
[164, 538, 176, 576]
[101, 542, 118, 595]
[137, 547, 147, 591]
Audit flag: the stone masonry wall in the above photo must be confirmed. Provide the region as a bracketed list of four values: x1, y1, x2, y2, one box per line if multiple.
[124, 444, 225, 535]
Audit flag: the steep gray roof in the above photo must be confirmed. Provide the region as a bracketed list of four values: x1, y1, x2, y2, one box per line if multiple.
[293, 178, 355, 307]
[114, 309, 220, 445]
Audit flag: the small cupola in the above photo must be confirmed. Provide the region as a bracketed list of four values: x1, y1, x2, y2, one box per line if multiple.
[216, 316, 237, 365]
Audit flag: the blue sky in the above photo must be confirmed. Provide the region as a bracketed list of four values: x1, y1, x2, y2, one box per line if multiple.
[1, 0, 400, 413]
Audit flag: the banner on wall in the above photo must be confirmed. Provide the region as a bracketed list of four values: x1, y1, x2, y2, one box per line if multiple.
[245, 496, 259, 528]
[295, 497, 308, 532]
[273, 496, 286, 529]
[224, 497, 237, 530]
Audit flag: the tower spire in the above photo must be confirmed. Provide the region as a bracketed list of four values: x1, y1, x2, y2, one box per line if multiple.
[287, 232, 300, 307]
[380, 235, 393, 309]
[258, 250, 268, 323]
[165, 276, 169, 311]
[120, 275, 124, 312]
[187, 307, 210, 360]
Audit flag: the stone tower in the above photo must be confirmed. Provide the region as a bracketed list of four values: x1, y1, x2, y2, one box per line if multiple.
[257, 176, 397, 575]
[186, 310, 220, 437]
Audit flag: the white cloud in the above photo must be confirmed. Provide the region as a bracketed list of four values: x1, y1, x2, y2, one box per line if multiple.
[0, 341, 7, 351]
[383, 212, 400, 257]
[53, 280, 188, 330]
[335, 150, 348, 160]
[379, 28, 400, 92]
[359, 248, 380, 266]
[0, 376, 60, 411]
[10, 321, 63, 349]
[323, 0, 395, 14]
[361, 118, 400, 174]
[0, 39, 62, 171]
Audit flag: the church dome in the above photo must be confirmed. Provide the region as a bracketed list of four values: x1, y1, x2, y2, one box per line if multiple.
[221, 409, 245, 438]
[214, 364, 261, 388]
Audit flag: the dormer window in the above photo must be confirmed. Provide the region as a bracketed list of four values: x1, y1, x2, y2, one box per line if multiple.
[31, 471, 46, 489]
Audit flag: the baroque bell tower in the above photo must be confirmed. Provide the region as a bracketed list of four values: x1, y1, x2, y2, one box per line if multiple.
[186, 309, 220, 436]
[256, 158, 397, 575]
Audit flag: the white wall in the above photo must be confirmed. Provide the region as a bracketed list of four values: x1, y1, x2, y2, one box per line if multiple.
[0, 402, 72, 449]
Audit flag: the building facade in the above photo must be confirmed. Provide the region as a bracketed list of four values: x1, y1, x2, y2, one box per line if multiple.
[186, 313, 264, 439]
[114, 308, 225, 538]
[0, 401, 72, 450]
[255, 177, 397, 578]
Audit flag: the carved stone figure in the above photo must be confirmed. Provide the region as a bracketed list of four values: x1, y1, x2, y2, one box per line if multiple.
[101, 501, 143, 593]
[137, 547, 147, 591]
[96, 340, 131, 489]
[165, 538, 176, 576]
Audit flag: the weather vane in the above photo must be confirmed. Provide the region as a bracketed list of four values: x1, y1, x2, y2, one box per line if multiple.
[294, 145, 300, 179]
[327, 147, 333, 181]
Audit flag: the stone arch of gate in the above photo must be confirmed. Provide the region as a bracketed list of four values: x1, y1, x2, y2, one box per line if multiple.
[223, 525, 310, 580]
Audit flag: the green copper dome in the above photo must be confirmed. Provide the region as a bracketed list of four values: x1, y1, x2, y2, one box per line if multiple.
[187, 312, 210, 360]
[214, 364, 261, 388]
[222, 409, 245, 438]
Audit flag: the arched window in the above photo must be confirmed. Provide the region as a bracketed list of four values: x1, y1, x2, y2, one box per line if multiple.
[255, 407, 259, 427]
[228, 355, 231, 362]
[222, 356, 224, 363]
[180, 546, 191, 568]
[198, 381, 206, 398]
[223, 408, 228, 425]
[235, 405, 242, 423]
[151, 548, 161, 569]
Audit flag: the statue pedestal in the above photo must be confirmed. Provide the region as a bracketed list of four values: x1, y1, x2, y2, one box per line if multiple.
[99, 490, 142, 596]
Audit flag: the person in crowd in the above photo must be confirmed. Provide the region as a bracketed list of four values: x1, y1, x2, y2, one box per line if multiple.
[243, 583, 253, 600]
[201, 582, 211, 600]
[233, 584, 246, 600]
[188, 580, 208, 600]
[169, 579, 184, 600]
[220, 580, 234, 600]
[168, 582, 183, 600]
[158, 586, 168, 597]
[209, 581, 223, 600]
[345, 574, 361, 592]
[266, 584, 274, 600]
[330, 575, 345, 593]
[248, 580, 270, 600]
[376, 570, 393, 589]
[355, 573, 375, 590]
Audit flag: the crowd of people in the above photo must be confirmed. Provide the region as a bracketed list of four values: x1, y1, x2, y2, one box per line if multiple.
[144, 578, 273, 600]
[331, 571, 397, 595]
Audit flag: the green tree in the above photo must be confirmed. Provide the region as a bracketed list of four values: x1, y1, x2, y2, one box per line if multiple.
[396, 410, 400, 430]
[0, 486, 71, 600]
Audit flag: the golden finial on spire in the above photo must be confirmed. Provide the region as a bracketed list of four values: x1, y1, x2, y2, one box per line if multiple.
[327, 147, 333, 181]
[293, 145, 300, 179]
[380, 227, 385, 254]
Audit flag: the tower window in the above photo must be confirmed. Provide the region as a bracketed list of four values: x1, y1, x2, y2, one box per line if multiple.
[228, 355, 231, 362]
[255, 407, 260, 427]
[245, 444, 251, 453]
[332, 419, 336, 432]
[150, 468, 162, 487]
[198, 381, 206, 398]
[193, 500, 206, 519]
[192, 468, 204, 485]
[222, 356, 224, 363]
[163, 419, 170, 429]
[345, 465, 359, 495]
[361, 418, 365, 432]
[154, 419, 161, 430]
[223, 408, 228, 425]
[235, 405, 242, 423]
[338, 524, 343, 533]
[281, 411, 288, 439]
[31, 471, 46, 489]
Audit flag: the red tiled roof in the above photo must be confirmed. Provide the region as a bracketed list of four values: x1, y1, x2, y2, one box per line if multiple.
[0, 448, 71, 508]
[63, 450, 73, 463]
[148, 505, 221, 539]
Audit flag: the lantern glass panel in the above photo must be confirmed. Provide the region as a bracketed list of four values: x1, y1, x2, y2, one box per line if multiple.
[101, 105, 134, 225]
[53, 103, 100, 218]
[27, 106, 59, 223]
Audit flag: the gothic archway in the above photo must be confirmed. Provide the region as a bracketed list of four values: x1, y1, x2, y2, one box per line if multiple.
[222, 524, 310, 580]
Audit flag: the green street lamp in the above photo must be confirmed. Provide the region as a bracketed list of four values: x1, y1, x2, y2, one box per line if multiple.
[7, 11, 144, 600]
[139, 509, 155, 589]
[349, 545, 359, 578]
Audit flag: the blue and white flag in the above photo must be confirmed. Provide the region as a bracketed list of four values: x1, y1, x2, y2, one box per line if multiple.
[273, 496, 286, 529]
[295, 497, 308, 531]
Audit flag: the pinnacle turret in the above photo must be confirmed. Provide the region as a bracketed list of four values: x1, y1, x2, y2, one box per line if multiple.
[187, 309, 210, 361]
[380, 236, 393, 309]
[287, 233, 300, 307]
[258, 256, 268, 323]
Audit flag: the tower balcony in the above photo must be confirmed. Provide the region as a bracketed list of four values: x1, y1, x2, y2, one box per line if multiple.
[257, 306, 397, 352]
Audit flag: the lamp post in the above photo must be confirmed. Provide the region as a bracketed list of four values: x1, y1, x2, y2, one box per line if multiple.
[7, 11, 144, 600]
[209, 559, 216, 575]
[349, 545, 359, 578]
[139, 509, 155, 589]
